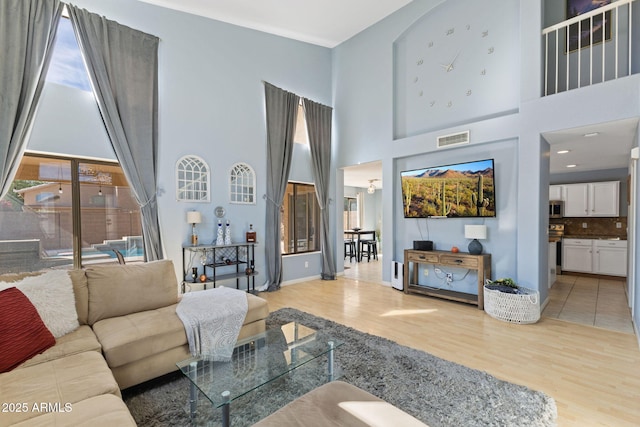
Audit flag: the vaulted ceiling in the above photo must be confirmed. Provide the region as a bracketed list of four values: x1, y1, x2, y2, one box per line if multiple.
[138, 0, 413, 47]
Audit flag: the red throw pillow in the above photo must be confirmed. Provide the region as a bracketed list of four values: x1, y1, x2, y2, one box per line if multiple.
[0, 287, 55, 372]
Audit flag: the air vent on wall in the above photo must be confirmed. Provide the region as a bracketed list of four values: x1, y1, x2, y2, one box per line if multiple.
[437, 130, 470, 148]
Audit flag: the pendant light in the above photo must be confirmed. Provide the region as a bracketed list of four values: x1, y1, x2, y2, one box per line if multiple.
[367, 180, 376, 194]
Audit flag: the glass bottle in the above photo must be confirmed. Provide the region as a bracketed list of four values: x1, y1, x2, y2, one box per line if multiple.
[246, 224, 256, 242]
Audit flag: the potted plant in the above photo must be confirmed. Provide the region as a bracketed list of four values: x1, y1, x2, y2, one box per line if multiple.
[484, 278, 519, 293]
[483, 278, 540, 324]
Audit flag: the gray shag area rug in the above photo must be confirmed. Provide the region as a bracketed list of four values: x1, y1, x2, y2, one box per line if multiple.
[123, 307, 557, 426]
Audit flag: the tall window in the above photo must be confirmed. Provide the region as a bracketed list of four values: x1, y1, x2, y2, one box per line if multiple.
[47, 15, 91, 91]
[293, 103, 308, 145]
[0, 154, 142, 273]
[282, 182, 320, 254]
[344, 197, 358, 230]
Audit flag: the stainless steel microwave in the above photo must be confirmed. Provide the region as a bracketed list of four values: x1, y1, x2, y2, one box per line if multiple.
[549, 200, 564, 218]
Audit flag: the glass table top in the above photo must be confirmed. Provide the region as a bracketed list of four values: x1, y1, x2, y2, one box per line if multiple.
[177, 322, 343, 408]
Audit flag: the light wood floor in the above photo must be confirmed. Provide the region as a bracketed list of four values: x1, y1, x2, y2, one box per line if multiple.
[261, 258, 640, 427]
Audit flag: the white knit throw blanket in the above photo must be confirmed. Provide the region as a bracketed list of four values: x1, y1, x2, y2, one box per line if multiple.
[176, 287, 248, 361]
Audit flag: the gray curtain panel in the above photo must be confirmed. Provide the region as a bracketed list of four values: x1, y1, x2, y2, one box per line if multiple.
[0, 0, 62, 198]
[303, 98, 336, 280]
[264, 82, 299, 291]
[68, 5, 163, 261]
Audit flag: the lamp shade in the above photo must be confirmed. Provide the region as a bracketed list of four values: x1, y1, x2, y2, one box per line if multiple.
[464, 225, 487, 240]
[186, 211, 202, 224]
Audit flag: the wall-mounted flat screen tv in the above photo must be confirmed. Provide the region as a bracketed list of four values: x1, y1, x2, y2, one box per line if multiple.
[401, 159, 496, 218]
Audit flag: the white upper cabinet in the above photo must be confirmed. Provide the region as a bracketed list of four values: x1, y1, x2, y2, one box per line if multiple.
[590, 181, 620, 216]
[561, 181, 619, 217]
[563, 184, 589, 216]
[549, 185, 564, 201]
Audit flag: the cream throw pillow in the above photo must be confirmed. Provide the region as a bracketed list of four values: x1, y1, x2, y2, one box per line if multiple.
[0, 270, 80, 338]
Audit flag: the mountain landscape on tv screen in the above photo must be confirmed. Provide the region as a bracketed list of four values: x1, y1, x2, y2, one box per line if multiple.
[401, 162, 495, 218]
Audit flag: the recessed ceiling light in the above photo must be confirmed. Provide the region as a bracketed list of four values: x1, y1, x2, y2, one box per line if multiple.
[583, 132, 599, 137]
[557, 149, 570, 154]
[566, 164, 577, 168]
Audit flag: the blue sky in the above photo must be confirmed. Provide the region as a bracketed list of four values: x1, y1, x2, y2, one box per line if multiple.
[402, 159, 494, 177]
[47, 18, 91, 91]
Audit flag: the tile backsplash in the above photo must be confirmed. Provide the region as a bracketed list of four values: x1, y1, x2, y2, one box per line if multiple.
[552, 217, 627, 239]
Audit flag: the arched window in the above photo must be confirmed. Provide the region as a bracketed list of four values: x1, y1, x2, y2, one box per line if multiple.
[176, 155, 210, 202]
[229, 162, 256, 204]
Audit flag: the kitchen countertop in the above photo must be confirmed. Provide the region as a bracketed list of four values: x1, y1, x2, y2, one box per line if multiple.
[563, 235, 626, 240]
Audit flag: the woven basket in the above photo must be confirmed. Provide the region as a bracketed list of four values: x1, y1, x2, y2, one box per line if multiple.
[483, 282, 540, 324]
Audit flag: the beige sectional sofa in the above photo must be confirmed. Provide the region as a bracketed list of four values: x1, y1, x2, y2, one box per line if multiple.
[0, 260, 269, 426]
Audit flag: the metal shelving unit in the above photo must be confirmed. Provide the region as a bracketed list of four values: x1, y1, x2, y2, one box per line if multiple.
[182, 242, 258, 294]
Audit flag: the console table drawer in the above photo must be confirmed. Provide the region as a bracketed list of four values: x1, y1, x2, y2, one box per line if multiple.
[439, 255, 478, 268]
[406, 252, 439, 263]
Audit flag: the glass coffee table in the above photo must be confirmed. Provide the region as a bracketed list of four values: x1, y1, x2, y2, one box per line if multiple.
[177, 322, 342, 427]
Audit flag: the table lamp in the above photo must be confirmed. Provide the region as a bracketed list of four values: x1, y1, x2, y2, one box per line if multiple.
[187, 211, 202, 246]
[464, 225, 487, 255]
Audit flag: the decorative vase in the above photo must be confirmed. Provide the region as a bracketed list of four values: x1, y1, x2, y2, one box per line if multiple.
[224, 220, 232, 245]
[216, 220, 224, 245]
[191, 267, 198, 283]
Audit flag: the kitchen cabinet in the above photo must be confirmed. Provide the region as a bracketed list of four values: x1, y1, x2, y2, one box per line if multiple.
[548, 242, 557, 288]
[562, 181, 619, 217]
[594, 240, 627, 276]
[549, 185, 564, 201]
[562, 239, 593, 273]
[563, 238, 627, 277]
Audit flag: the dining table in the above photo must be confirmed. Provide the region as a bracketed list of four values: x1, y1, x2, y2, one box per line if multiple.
[344, 229, 376, 261]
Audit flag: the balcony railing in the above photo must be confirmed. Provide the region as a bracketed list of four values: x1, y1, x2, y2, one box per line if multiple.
[542, 0, 638, 96]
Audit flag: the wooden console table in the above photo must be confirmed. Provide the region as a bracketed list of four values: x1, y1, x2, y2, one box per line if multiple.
[403, 249, 491, 310]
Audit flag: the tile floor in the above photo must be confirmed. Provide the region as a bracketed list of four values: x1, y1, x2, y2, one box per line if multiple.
[343, 257, 635, 335]
[542, 273, 634, 334]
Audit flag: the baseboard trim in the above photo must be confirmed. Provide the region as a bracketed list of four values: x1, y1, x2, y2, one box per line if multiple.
[540, 295, 550, 312]
[281, 275, 322, 287]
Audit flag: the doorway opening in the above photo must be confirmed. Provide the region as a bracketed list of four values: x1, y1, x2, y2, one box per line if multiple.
[541, 118, 638, 334]
[343, 161, 383, 284]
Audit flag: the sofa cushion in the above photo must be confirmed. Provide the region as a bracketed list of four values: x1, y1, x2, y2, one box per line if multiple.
[246, 292, 270, 324]
[85, 260, 178, 324]
[68, 269, 89, 325]
[17, 325, 101, 369]
[92, 304, 187, 368]
[0, 351, 121, 425]
[11, 394, 136, 427]
[93, 294, 268, 370]
[0, 288, 55, 373]
[0, 270, 80, 338]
